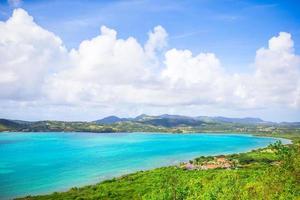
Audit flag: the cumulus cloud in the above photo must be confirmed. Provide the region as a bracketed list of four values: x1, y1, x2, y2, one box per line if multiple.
[0, 8, 299, 120]
[45, 25, 158, 104]
[162, 49, 223, 85]
[235, 32, 300, 108]
[144, 25, 168, 59]
[0, 9, 67, 100]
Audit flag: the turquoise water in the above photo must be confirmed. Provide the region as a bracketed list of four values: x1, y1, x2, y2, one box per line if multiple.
[0, 132, 288, 199]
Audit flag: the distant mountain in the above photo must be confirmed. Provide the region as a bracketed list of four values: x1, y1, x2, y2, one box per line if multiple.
[94, 114, 267, 126]
[135, 114, 203, 127]
[0, 119, 26, 131]
[94, 116, 131, 124]
[1, 114, 299, 133]
[94, 116, 123, 124]
[134, 114, 153, 121]
[0, 119, 22, 128]
[94, 114, 205, 127]
[133, 114, 267, 125]
[135, 114, 194, 121]
[158, 114, 193, 120]
[142, 118, 203, 127]
[199, 116, 266, 124]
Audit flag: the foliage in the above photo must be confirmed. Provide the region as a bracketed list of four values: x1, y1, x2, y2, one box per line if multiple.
[1, 118, 300, 136]
[194, 156, 214, 164]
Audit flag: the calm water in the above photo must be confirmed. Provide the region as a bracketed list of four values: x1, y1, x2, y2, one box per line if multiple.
[0, 132, 288, 199]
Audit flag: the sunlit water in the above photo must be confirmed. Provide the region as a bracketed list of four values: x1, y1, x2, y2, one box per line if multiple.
[0, 132, 289, 199]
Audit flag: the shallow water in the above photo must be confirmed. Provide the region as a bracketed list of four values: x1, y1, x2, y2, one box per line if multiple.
[0, 132, 288, 199]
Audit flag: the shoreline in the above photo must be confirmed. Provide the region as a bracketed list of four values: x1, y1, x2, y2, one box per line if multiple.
[7, 132, 292, 200]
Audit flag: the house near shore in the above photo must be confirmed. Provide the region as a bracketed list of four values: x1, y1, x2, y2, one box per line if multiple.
[182, 156, 233, 170]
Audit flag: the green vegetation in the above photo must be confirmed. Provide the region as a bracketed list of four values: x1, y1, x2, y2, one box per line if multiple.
[1, 115, 300, 137]
[18, 136, 300, 200]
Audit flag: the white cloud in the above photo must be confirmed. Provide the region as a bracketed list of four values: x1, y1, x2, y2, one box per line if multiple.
[45, 25, 158, 104]
[144, 25, 168, 59]
[0, 9, 67, 100]
[162, 49, 223, 85]
[0, 9, 299, 120]
[237, 32, 300, 108]
[268, 32, 294, 52]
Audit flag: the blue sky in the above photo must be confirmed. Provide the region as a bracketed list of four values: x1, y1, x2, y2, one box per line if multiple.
[1, 0, 299, 72]
[0, 0, 299, 121]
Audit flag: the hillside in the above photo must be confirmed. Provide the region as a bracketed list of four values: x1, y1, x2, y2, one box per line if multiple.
[93, 116, 131, 124]
[0, 114, 299, 134]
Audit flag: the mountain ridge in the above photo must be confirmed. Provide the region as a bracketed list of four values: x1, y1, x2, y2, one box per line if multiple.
[0, 114, 299, 133]
[94, 114, 268, 125]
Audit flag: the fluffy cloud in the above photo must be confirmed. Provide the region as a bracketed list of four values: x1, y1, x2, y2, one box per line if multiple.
[162, 49, 223, 85]
[144, 25, 168, 59]
[0, 9, 299, 120]
[234, 32, 300, 108]
[160, 49, 233, 106]
[254, 32, 300, 107]
[0, 9, 67, 100]
[45, 25, 165, 104]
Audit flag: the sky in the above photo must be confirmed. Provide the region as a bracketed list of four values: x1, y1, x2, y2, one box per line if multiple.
[0, 0, 299, 122]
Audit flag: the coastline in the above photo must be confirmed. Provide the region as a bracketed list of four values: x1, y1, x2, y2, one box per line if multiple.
[6, 132, 292, 200]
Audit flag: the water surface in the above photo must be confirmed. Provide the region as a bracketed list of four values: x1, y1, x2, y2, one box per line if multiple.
[0, 132, 288, 199]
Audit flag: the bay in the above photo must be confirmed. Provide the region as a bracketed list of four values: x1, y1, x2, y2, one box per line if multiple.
[0, 132, 289, 199]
